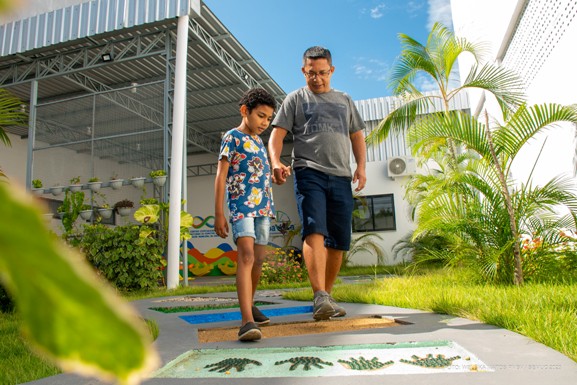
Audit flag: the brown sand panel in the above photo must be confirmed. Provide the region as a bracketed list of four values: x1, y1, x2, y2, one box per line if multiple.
[198, 315, 399, 343]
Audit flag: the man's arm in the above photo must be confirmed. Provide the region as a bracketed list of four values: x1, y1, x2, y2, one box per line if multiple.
[268, 127, 291, 185]
[350, 130, 367, 192]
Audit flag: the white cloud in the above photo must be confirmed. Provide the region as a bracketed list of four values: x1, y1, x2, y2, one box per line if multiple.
[353, 58, 389, 82]
[406, 1, 425, 18]
[370, 4, 386, 19]
[427, 0, 453, 30]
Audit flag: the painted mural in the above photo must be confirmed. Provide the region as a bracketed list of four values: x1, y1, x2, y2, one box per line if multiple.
[184, 211, 298, 277]
[185, 241, 238, 277]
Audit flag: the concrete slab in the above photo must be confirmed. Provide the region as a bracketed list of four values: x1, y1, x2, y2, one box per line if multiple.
[22, 285, 577, 385]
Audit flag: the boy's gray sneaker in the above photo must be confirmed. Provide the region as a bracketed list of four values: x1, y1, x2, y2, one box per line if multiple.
[238, 322, 262, 341]
[252, 305, 270, 325]
[313, 291, 336, 320]
[329, 296, 346, 317]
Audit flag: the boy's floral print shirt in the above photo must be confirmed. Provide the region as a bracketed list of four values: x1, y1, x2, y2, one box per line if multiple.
[218, 128, 275, 223]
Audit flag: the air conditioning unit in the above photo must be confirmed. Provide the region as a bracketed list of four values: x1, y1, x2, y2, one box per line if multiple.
[387, 156, 416, 178]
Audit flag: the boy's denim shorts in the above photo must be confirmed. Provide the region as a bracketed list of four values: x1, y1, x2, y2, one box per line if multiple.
[293, 167, 353, 251]
[232, 216, 271, 245]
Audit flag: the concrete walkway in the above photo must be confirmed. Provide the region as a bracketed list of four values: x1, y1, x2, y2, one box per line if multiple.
[23, 276, 577, 385]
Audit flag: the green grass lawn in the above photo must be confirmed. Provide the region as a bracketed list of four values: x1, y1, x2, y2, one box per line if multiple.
[2, 265, 576, 384]
[287, 267, 577, 362]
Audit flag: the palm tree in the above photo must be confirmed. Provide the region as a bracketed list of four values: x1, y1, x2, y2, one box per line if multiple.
[409, 103, 577, 284]
[0, 87, 28, 178]
[367, 23, 525, 146]
[368, 23, 577, 285]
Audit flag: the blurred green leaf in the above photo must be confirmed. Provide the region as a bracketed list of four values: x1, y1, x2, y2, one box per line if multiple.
[0, 183, 158, 384]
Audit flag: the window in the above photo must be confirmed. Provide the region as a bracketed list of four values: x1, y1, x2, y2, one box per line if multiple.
[352, 194, 396, 232]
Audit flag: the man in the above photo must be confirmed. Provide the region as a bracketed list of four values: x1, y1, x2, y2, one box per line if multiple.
[268, 46, 367, 320]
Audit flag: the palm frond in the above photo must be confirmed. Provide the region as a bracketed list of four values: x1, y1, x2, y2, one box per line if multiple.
[494, 103, 577, 161]
[0, 88, 28, 146]
[461, 63, 526, 115]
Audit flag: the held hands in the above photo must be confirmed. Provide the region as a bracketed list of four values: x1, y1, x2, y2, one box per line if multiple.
[272, 164, 291, 185]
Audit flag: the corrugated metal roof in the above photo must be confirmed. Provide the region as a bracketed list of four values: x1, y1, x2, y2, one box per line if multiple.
[0, 0, 286, 173]
[0, 0, 192, 56]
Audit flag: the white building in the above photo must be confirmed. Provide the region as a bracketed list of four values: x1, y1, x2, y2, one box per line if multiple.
[451, 0, 577, 186]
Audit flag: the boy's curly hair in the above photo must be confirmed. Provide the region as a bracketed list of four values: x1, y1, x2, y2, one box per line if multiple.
[239, 88, 276, 113]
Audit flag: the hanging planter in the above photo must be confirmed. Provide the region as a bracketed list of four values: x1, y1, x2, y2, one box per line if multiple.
[51, 186, 64, 196]
[79, 209, 93, 220]
[69, 184, 83, 192]
[88, 181, 102, 192]
[98, 207, 113, 219]
[88, 178, 101, 192]
[110, 179, 124, 190]
[149, 170, 167, 187]
[114, 199, 134, 217]
[131, 177, 145, 188]
[152, 175, 167, 187]
[117, 207, 132, 216]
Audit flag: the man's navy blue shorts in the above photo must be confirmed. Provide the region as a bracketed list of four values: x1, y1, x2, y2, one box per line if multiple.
[293, 167, 353, 251]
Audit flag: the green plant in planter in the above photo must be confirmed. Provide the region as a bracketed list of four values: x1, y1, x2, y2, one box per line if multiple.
[32, 179, 42, 188]
[58, 189, 85, 234]
[88, 177, 100, 183]
[149, 170, 167, 178]
[114, 199, 134, 210]
[140, 198, 159, 205]
[69, 176, 81, 184]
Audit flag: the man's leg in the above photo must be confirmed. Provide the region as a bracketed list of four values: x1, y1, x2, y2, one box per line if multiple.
[303, 233, 327, 293]
[325, 247, 343, 294]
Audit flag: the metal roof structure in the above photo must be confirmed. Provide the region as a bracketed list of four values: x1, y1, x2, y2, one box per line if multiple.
[0, 0, 286, 175]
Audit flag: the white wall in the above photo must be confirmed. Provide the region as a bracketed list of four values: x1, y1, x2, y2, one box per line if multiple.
[1, 131, 151, 233]
[452, 0, 577, 189]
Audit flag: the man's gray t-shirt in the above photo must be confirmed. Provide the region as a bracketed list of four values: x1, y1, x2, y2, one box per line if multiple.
[272, 87, 365, 178]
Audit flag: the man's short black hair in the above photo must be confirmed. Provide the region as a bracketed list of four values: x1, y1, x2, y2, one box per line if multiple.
[303, 46, 332, 66]
[239, 88, 276, 112]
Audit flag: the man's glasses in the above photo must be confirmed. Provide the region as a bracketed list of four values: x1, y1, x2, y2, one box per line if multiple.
[304, 70, 332, 79]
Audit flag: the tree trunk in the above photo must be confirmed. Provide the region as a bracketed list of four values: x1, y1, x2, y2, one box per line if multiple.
[483, 112, 523, 285]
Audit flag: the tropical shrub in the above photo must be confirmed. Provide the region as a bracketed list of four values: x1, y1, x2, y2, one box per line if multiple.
[78, 224, 164, 291]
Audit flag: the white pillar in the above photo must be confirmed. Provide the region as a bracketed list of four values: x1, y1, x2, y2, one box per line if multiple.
[166, 14, 189, 289]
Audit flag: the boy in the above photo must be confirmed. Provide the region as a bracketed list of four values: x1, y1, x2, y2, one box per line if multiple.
[214, 88, 276, 341]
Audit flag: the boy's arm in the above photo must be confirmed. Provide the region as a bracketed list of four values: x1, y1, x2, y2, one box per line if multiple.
[214, 158, 230, 238]
[268, 127, 291, 185]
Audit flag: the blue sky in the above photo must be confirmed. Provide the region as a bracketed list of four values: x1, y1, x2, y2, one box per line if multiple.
[203, 0, 453, 101]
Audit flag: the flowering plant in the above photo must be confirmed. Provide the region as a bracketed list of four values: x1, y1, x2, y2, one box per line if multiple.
[259, 247, 307, 285]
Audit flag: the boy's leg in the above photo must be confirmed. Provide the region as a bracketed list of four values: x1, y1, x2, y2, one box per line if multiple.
[236, 236, 256, 325]
[251, 243, 270, 324]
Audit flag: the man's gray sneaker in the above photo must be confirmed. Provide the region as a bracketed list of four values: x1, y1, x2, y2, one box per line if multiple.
[329, 296, 346, 317]
[313, 291, 335, 320]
